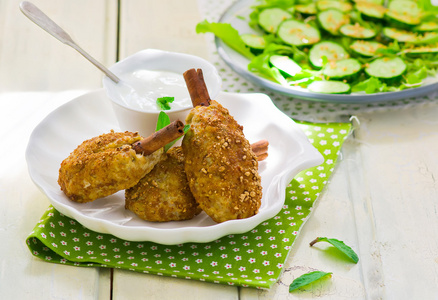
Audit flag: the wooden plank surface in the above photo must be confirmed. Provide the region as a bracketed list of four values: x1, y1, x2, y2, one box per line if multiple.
[0, 0, 118, 92]
[118, 0, 209, 60]
[113, 269, 239, 300]
[241, 149, 367, 299]
[0, 92, 112, 300]
[0, 0, 117, 299]
[346, 103, 438, 299]
[111, 1, 238, 299]
[2, 0, 438, 298]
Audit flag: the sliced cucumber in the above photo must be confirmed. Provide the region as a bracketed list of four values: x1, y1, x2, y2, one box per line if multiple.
[307, 80, 351, 94]
[317, 9, 350, 36]
[414, 22, 438, 32]
[240, 33, 266, 54]
[309, 41, 349, 68]
[414, 32, 438, 45]
[350, 40, 386, 56]
[386, 0, 421, 27]
[287, 6, 295, 15]
[403, 44, 438, 55]
[316, 0, 353, 13]
[387, 0, 421, 16]
[365, 57, 407, 82]
[295, 3, 317, 15]
[258, 8, 292, 34]
[277, 20, 321, 47]
[385, 11, 421, 27]
[340, 23, 377, 39]
[322, 58, 362, 80]
[353, 0, 384, 4]
[382, 27, 418, 43]
[269, 55, 302, 77]
[355, 1, 387, 19]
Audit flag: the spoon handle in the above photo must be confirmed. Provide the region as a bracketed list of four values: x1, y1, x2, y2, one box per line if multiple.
[19, 1, 120, 83]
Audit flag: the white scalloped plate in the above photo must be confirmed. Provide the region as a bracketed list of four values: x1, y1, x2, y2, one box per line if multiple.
[26, 89, 323, 244]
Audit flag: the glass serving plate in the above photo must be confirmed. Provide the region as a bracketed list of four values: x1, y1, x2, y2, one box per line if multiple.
[216, 0, 438, 103]
[26, 89, 323, 244]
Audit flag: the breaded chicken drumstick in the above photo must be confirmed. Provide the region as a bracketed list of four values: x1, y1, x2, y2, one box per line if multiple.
[58, 121, 184, 203]
[125, 146, 202, 222]
[125, 140, 268, 222]
[181, 68, 263, 223]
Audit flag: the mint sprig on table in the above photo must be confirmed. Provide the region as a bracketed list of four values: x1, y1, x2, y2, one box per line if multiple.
[156, 96, 175, 110]
[310, 237, 359, 264]
[289, 271, 332, 292]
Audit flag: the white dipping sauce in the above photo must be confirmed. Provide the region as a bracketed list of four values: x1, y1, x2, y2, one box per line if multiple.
[114, 69, 192, 112]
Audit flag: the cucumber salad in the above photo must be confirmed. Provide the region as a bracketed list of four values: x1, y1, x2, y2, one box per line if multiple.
[197, 0, 438, 95]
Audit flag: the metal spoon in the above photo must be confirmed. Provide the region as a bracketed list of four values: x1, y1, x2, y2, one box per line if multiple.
[19, 1, 120, 83]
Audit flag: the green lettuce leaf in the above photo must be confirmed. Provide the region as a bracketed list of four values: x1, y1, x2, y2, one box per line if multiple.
[196, 20, 254, 59]
[248, 52, 288, 84]
[406, 66, 428, 85]
[351, 77, 382, 94]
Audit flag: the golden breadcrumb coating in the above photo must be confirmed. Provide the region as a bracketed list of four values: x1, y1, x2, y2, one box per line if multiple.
[58, 130, 164, 203]
[182, 100, 262, 223]
[125, 147, 201, 222]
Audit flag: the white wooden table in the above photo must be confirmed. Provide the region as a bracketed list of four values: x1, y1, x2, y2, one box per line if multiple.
[1, 0, 437, 299]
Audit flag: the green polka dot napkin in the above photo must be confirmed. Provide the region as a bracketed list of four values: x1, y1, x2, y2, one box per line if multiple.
[26, 121, 351, 289]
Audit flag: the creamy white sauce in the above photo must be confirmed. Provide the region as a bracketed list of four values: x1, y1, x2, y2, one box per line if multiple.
[114, 69, 192, 112]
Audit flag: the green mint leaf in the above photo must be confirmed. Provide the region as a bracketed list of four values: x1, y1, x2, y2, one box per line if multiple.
[156, 96, 175, 111]
[162, 122, 191, 152]
[289, 271, 332, 292]
[183, 124, 190, 133]
[310, 237, 359, 263]
[155, 111, 170, 131]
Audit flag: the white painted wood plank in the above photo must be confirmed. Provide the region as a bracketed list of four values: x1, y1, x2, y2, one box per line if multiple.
[347, 103, 438, 299]
[0, 92, 111, 300]
[113, 1, 237, 298]
[242, 102, 438, 299]
[241, 145, 367, 299]
[0, 0, 118, 92]
[0, 0, 118, 298]
[113, 269, 238, 300]
[118, 0, 209, 60]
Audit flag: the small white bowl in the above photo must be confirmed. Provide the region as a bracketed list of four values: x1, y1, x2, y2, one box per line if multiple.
[103, 49, 222, 137]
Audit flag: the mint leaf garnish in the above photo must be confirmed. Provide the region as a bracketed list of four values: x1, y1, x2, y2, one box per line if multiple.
[289, 271, 332, 292]
[155, 111, 170, 131]
[155, 111, 190, 152]
[310, 237, 359, 263]
[164, 124, 190, 152]
[156, 96, 175, 111]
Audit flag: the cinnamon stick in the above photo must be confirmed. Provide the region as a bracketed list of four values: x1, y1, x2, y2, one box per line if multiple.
[132, 120, 185, 155]
[251, 140, 269, 161]
[256, 152, 268, 161]
[183, 68, 211, 107]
